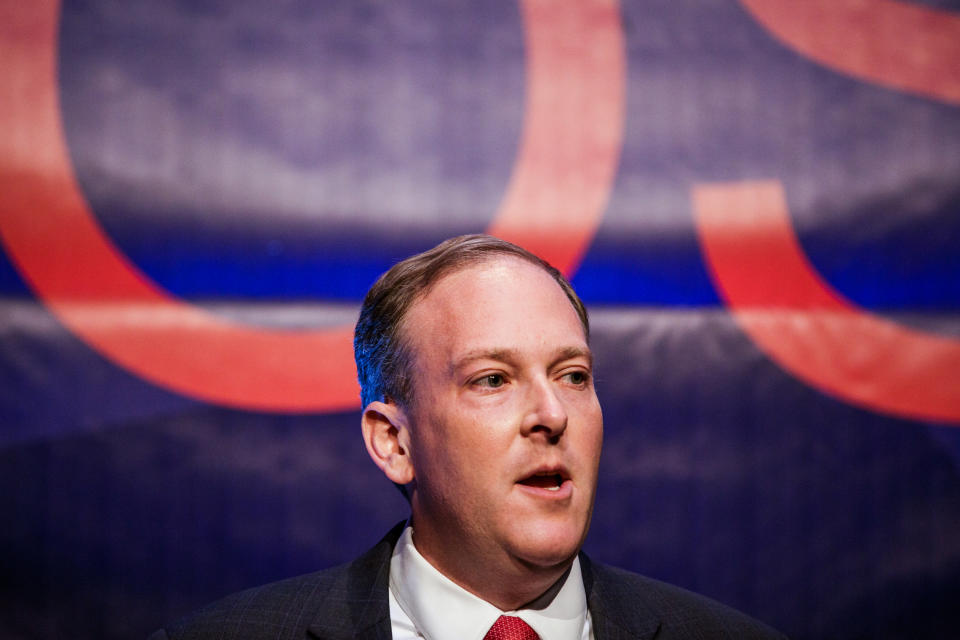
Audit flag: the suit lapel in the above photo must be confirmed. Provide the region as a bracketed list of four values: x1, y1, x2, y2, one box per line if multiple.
[581, 553, 662, 640]
[306, 522, 405, 640]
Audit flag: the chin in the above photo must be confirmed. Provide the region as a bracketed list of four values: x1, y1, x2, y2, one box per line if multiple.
[509, 519, 588, 569]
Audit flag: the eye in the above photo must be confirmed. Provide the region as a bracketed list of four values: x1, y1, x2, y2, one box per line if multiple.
[562, 370, 590, 386]
[474, 373, 506, 389]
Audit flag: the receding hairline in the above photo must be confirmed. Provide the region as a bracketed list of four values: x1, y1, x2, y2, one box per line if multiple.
[394, 251, 583, 331]
[408, 251, 566, 302]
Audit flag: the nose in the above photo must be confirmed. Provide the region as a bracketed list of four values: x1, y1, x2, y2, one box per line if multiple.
[521, 377, 568, 440]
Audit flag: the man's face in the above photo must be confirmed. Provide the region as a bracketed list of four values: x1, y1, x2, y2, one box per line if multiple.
[400, 256, 603, 578]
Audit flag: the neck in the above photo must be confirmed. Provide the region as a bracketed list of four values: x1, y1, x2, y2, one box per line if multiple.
[411, 524, 575, 610]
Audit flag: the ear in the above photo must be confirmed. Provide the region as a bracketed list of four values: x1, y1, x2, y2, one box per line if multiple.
[361, 400, 415, 486]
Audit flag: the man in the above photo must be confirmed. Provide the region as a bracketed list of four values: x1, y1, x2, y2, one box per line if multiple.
[152, 235, 786, 639]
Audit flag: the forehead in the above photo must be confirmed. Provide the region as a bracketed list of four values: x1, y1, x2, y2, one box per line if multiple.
[401, 256, 587, 364]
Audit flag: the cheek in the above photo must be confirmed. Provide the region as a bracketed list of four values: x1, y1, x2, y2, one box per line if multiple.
[426, 412, 516, 492]
[562, 386, 601, 416]
[413, 406, 486, 474]
[571, 395, 604, 456]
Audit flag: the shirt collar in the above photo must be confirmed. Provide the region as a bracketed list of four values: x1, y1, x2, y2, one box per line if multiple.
[389, 525, 588, 640]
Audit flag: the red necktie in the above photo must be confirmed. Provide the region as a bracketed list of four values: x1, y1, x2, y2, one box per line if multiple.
[483, 615, 541, 640]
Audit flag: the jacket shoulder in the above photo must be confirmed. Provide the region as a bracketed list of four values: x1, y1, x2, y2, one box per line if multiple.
[585, 558, 788, 639]
[159, 564, 352, 639]
[154, 522, 403, 640]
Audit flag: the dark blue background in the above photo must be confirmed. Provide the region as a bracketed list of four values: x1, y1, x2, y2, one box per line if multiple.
[2, 1, 959, 638]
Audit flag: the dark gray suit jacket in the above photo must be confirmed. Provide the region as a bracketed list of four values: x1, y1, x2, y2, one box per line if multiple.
[152, 522, 786, 639]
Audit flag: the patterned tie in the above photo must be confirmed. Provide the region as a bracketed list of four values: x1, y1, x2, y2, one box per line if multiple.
[483, 615, 541, 640]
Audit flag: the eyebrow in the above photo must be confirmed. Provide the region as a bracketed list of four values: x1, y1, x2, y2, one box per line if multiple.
[450, 346, 593, 374]
[554, 346, 594, 368]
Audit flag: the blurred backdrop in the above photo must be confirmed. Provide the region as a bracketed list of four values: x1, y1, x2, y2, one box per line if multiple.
[2, 1, 959, 638]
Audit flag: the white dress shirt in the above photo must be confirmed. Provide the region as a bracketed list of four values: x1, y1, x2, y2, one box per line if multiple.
[388, 526, 593, 640]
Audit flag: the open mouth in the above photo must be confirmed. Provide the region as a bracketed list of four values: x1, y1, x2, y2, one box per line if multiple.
[518, 471, 567, 491]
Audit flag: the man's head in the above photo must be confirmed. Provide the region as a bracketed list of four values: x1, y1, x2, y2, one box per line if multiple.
[355, 235, 602, 608]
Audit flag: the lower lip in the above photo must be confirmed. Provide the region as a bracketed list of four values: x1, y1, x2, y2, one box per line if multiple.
[516, 478, 573, 500]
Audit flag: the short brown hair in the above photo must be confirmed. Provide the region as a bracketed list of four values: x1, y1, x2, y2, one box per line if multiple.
[353, 234, 589, 408]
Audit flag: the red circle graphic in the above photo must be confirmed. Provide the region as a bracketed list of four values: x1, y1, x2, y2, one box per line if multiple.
[694, 181, 960, 424]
